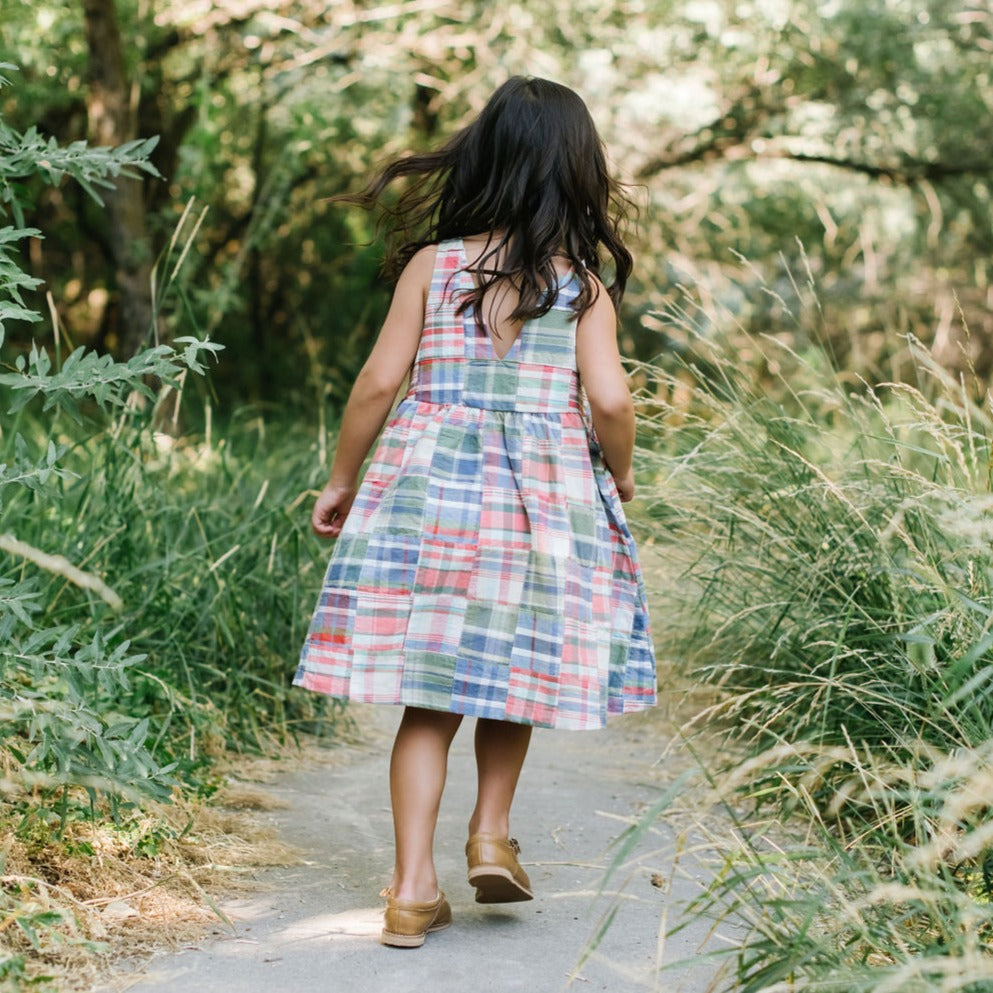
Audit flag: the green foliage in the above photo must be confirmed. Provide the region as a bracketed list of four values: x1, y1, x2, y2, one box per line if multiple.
[634, 269, 993, 989]
[0, 61, 160, 229]
[0, 227, 43, 336]
[0, 64, 337, 808]
[0, 60, 162, 353]
[2, 627, 174, 800]
[0, 60, 342, 988]
[1, 298, 335, 808]
[0, 126, 160, 224]
[0, 396, 339, 989]
[662, 741, 993, 992]
[0, 340, 233, 799]
[0, 337, 218, 418]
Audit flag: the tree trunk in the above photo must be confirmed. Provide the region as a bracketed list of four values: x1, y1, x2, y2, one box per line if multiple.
[82, 0, 157, 357]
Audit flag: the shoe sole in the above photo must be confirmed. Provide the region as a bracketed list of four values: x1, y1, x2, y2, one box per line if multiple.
[468, 865, 534, 904]
[380, 918, 451, 948]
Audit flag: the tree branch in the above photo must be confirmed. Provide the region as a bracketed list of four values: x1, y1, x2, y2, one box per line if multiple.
[778, 150, 993, 182]
[639, 138, 993, 184]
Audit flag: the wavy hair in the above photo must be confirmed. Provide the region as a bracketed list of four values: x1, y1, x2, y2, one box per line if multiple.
[342, 76, 634, 322]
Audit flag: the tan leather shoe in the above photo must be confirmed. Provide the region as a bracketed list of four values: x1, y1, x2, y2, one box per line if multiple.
[381, 890, 452, 948]
[465, 833, 534, 903]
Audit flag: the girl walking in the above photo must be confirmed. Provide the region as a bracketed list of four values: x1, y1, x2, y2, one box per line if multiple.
[294, 76, 657, 948]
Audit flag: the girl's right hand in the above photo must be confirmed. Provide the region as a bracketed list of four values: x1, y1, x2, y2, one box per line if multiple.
[312, 483, 358, 538]
[614, 468, 635, 503]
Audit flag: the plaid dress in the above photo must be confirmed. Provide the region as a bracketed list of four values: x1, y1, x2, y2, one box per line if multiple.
[294, 239, 657, 730]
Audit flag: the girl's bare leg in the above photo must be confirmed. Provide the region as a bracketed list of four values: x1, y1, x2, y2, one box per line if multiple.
[388, 706, 463, 902]
[468, 718, 533, 838]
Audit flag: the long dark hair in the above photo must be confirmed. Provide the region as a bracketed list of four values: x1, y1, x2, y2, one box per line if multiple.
[343, 76, 634, 322]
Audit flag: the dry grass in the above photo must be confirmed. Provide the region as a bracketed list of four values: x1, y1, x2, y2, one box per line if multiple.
[0, 755, 304, 993]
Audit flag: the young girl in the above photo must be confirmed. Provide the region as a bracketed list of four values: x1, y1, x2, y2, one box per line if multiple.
[293, 76, 657, 948]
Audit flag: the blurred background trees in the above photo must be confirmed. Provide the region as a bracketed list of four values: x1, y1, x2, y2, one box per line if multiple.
[2, 0, 992, 412]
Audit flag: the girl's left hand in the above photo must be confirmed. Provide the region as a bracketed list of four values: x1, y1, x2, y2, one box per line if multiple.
[614, 468, 635, 503]
[312, 483, 357, 538]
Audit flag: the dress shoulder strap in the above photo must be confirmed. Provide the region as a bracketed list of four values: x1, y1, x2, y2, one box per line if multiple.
[409, 241, 468, 403]
[426, 239, 466, 313]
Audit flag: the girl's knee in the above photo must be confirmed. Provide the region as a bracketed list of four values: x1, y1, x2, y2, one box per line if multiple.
[401, 706, 463, 735]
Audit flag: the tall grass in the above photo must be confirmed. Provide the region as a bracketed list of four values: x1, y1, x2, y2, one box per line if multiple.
[633, 278, 993, 989]
[669, 740, 993, 993]
[2, 398, 342, 800]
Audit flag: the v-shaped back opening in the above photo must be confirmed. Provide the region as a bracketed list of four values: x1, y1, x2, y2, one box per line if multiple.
[458, 238, 525, 362]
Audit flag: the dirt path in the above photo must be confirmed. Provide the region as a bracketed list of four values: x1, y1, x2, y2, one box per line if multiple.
[103, 704, 729, 993]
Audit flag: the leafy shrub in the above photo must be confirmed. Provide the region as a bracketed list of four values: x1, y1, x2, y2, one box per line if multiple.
[1, 63, 340, 806]
[0, 57, 343, 993]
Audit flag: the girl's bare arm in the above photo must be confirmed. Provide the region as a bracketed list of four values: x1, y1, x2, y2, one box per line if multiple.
[575, 284, 636, 501]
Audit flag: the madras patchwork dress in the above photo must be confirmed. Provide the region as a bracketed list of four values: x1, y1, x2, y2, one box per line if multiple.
[294, 239, 657, 730]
